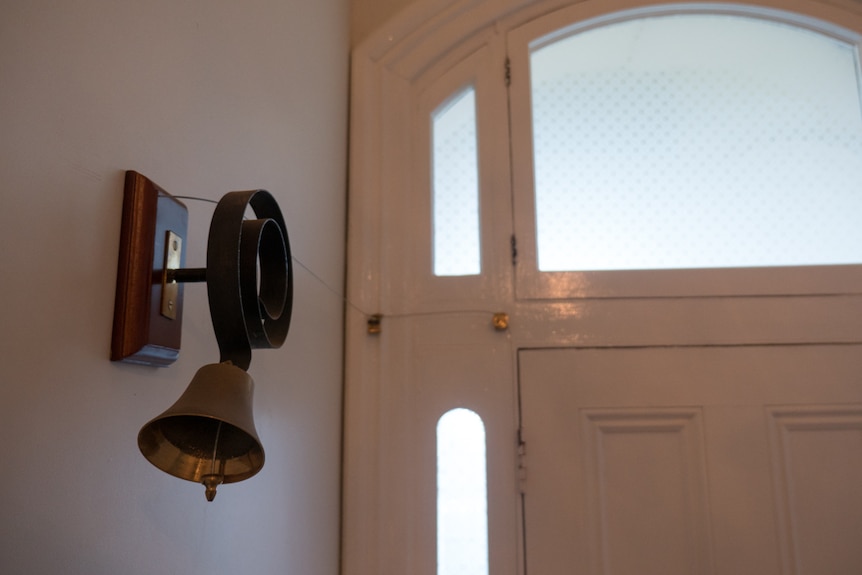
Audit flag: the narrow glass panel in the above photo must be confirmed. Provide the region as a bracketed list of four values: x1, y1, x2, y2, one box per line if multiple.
[531, 15, 862, 271]
[437, 408, 488, 575]
[433, 88, 481, 276]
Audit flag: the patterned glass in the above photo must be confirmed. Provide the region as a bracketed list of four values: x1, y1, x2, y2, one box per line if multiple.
[437, 408, 488, 575]
[433, 88, 481, 276]
[531, 15, 862, 271]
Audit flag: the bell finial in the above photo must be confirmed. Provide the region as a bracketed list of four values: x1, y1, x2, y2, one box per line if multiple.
[201, 474, 224, 502]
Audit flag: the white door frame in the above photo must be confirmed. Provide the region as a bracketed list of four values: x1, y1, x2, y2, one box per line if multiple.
[343, 1, 862, 574]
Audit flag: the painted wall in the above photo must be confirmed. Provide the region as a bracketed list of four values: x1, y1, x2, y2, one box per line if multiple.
[0, 1, 347, 574]
[352, 0, 416, 45]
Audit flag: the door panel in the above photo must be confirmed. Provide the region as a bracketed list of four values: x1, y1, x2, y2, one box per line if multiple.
[580, 407, 713, 575]
[768, 407, 862, 573]
[519, 345, 862, 575]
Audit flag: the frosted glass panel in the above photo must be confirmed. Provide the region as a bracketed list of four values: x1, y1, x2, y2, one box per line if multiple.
[437, 408, 488, 575]
[531, 15, 862, 271]
[433, 88, 481, 276]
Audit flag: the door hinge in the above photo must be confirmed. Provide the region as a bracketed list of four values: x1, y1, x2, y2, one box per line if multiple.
[511, 234, 518, 266]
[517, 428, 527, 493]
[505, 57, 511, 87]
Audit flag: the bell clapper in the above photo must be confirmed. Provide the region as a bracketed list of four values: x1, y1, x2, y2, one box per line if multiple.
[202, 421, 225, 502]
[202, 474, 223, 502]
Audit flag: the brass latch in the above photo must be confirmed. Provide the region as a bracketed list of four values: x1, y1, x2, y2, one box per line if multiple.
[492, 312, 509, 331]
[367, 314, 382, 335]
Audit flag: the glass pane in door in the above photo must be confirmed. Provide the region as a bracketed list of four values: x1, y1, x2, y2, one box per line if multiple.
[437, 408, 489, 575]
[433, 87, 481, 276]
[530, 15, 862, 271]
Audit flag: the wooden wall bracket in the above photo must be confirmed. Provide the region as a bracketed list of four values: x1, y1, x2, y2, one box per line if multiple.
[111, 171, 189, 366]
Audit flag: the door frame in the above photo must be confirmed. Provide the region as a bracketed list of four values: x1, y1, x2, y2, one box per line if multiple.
[343, 2, 862, 575]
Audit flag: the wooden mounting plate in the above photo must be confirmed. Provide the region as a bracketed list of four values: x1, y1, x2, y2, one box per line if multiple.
[111, 171, 189, 366]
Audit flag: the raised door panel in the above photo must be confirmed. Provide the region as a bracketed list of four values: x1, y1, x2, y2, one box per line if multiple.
[768, 407, 862, 574]
[581, 409, 713, 575]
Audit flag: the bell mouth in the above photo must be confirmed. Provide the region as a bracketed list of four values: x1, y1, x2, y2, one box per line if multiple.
[138, 415, 264, 484]
[137, 362, 265, 487]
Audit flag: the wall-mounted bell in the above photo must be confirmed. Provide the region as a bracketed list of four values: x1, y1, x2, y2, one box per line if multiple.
[114, 175, 292, 501]
[137, 362, 265, 501]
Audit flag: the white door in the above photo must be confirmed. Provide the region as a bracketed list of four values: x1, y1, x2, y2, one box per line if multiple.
[344, 3, 862, 575]
[520, 344, 862, 575]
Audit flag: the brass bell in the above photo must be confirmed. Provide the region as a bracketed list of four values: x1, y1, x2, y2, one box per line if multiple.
[138, 362, 265, 501]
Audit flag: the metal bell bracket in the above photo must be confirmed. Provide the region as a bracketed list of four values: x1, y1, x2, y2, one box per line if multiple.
[111, 171, 293, 369]
[212, 189, 292, 369]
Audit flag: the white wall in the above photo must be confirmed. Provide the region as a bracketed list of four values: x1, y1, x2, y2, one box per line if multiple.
[351, 0, 416, 45]
[0, 1, 347, 574]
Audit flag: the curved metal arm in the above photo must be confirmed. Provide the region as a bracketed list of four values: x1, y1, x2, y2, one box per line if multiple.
[206, 190, 293, 370]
